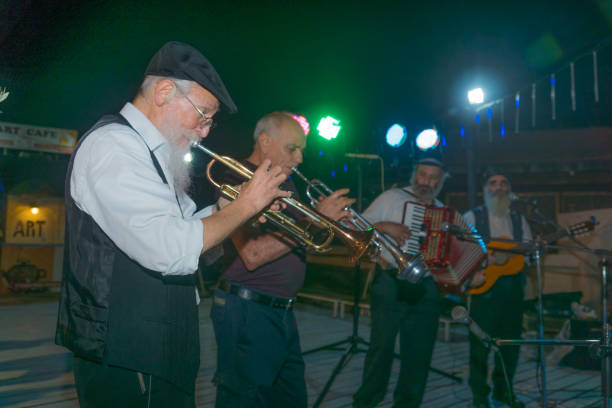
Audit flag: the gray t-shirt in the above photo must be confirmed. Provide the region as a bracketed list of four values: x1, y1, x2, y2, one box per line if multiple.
[218, 162, 306, 298]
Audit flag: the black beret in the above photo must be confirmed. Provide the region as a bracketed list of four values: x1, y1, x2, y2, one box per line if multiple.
[481, 167, 512, 186]
[145, 41, 237, 113]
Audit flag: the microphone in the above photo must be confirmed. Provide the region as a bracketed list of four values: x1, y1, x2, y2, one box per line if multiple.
[441, 222, 473, 237]
[510, 193, 537, 206]
[451, 306, 497, 349]
[344, 152, 381, 160]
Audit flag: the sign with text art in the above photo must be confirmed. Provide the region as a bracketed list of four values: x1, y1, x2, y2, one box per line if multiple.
[0, 120, 77, 154]
[4, 195, 65, 245]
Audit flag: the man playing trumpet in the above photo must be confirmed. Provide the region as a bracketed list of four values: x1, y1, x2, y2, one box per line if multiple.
[210, 111, 353, 407]
[55, 41, 290, 407]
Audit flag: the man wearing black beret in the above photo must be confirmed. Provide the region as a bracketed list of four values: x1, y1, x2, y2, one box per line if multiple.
[464, 168, 532, 408]
[55, 41, 290, 407]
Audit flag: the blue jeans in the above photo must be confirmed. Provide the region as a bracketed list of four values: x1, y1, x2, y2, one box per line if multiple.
[210, 287, 307, 408]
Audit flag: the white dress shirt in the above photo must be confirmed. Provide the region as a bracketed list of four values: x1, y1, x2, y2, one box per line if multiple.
[70, 102, 213, 277]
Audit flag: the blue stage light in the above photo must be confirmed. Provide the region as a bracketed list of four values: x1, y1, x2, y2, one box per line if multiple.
[385, 124, 407, 148]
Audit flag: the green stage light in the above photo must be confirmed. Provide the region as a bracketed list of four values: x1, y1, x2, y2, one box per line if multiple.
[317, 116, 341, 140]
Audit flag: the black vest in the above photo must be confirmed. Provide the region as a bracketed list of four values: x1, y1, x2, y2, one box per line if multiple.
[55, 114, 200, 393]
[472, 205, 523, 242]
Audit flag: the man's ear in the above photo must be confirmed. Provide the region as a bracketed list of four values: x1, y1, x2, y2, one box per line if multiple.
[259, 132, 271, 147]
[153, 79, 176, 106]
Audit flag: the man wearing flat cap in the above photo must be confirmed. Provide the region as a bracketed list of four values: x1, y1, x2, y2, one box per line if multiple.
[353, 152, 449, 408]
[464, 168, 532, 408]
[55, 41, 290, 407]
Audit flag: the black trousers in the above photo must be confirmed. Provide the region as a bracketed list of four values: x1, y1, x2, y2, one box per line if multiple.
[353, 271, 440, 408]
[73, 356, 195, 408]
[469, 273, 524, 402]
[210, 287, 307, 408]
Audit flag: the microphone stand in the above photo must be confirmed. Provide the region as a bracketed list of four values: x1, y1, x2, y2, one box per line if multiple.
[449, 222, 612, 407]
[488, 245, 612, 407]
[301, 160, 371, 408]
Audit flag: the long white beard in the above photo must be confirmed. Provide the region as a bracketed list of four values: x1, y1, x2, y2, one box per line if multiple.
[484, 191, 511, 216]
[161, 123, 199, 194]
[167, 146, 192, 194]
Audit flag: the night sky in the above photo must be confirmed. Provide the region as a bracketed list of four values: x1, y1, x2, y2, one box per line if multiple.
[0, 0, 611, 193]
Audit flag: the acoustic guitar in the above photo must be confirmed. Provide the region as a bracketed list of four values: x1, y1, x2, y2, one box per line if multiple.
[468, 218, 597, 295]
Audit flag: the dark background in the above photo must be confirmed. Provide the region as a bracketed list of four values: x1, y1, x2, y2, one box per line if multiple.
[0, 0, 611, 206]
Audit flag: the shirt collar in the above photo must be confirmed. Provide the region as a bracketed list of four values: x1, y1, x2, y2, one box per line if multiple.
[120, 102, 168, 152]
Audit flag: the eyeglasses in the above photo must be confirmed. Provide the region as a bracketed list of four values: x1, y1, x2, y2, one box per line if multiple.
[184, 95, 216, 129]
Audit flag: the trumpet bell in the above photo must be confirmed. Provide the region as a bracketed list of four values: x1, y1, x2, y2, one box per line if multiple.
[397, 253, 428, 283]
[344, 228, 376, 263]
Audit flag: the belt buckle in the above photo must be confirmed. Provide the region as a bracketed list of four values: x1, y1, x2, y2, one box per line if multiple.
[285, 298, 294, 310]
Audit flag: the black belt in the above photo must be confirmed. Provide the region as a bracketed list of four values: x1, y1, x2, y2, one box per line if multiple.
[218, 281, 295, 310]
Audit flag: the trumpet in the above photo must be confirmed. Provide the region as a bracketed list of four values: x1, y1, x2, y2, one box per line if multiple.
[291, 167, 428, 283]
[192, 143, 375, 262]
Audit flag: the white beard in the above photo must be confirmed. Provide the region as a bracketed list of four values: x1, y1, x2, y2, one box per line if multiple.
[484, 191, 511, 216]
[161, 123, 199, 194]
[410, 178, 444, 202]
[413, 183, 435, 201]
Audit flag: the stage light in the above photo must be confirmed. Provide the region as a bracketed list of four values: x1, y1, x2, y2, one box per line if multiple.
[183, 152, 193, 162]
[292, 114, 310, 136]
[317, 116, 341, 140]
[415, 128, 440, 151]
[385, 124, 407, 148]
[31, 207, 39, 215]
[468, 88, 484, 104]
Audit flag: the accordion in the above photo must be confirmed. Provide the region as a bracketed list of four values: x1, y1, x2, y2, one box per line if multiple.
[402, 202, 486, 294]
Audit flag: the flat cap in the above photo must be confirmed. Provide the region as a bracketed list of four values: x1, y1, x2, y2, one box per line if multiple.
[145, 41, 237, 113]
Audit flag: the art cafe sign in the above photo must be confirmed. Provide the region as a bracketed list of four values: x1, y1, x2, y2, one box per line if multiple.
[0, 121, 77, 154]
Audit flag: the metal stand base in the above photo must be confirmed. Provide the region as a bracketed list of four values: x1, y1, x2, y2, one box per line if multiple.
[301, 260, 370, 408]
[303, 261, 462, 407]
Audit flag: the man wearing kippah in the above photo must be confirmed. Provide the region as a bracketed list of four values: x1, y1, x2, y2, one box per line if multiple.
[464, 168, 532, 408]
[353, 154, 449, 408]
[55, 41, 290, 407]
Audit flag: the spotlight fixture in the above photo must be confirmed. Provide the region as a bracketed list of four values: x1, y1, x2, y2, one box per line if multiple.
[467, 88, 484, 105]
[317, 116, 341, 141]
[415, 128, 440, 151]
[385, 124, 407, 148]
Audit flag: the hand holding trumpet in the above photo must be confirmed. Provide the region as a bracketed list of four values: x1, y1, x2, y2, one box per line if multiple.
[217, 159, 291, 222]
[315, 188, 355, 222]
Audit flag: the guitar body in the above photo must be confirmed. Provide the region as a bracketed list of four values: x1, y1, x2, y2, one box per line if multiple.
[467, 218, 596, 295]
[468, 237, 525, 295]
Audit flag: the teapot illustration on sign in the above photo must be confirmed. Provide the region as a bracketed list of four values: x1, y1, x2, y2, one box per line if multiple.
[3, 260, 47, 285]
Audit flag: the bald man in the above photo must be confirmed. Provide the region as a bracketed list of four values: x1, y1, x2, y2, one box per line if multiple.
[211, 112, 353, 407]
